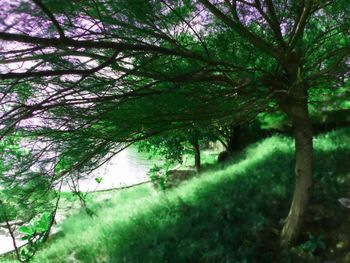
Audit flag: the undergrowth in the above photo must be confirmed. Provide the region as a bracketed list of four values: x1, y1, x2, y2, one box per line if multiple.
[3, 128, 350, 262]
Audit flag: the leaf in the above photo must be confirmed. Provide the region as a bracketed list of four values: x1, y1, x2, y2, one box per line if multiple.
[20, 247, 28, 256]
[21, 235, 31, 241]
[95, 177, 102, 184]
[35, 212, 51, 233]
[339, 38, 347, 47]
[19, 226, 34, 236]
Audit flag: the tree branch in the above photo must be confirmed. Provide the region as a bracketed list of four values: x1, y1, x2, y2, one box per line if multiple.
[263, 0, 286, 49]
[288, 0, 313, 49]
[199, 0, 281, 60]
[0, 32, 239, 68]
[32, 0, 65, 39]
[0, 50, 119, 80]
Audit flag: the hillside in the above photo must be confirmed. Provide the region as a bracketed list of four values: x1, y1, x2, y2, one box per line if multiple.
[3, 128, 350, 263]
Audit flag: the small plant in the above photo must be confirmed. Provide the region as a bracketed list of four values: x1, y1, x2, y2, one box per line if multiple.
[294, 233, 326, 256]
[148, 163, 171, 190]
[18, 212, 52, 262]
[95, 177, 102, 184]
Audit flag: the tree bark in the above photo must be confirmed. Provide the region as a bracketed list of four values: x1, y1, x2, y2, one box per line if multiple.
[226, 125, 242, 153]
[192, 138, 201, 172]
[280, 92, 313, 247]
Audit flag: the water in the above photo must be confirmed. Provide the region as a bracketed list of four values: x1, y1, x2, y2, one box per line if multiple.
[62, 147, 158, 192]
[0, 147, 157, 255]
[0, 228, 26, 256]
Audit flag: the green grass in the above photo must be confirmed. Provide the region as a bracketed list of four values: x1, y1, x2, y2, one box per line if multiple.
[4, 128, 350, 262]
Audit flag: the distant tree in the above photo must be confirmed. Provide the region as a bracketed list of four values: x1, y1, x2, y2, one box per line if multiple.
[137, 124, 215, 172]
[1, 0, 350, 246]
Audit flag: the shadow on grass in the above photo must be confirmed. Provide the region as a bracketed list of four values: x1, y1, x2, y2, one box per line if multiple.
[39, 128, 350, 263]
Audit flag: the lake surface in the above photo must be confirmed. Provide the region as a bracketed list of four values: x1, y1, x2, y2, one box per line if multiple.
[62, 147, 158, 192]
[0, 147, 157, 255]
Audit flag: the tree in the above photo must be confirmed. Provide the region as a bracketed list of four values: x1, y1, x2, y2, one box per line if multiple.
[1, 0, 349, 246]
[137, 124, 216, 172]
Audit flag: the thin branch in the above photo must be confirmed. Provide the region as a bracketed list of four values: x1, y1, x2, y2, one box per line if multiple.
[0, 32, 238, 68]
[199, 0, 281, 60]
[0, 50, 118, 80]
[32, 0, 65, 38]
[0, 201, 25, 262]
[42, 179, 63, 243]
[161, 0, 210, 58]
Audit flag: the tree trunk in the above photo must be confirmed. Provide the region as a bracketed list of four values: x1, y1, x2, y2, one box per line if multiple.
[227, 125, 242, 153]
[280, 95, 313, 247]
[192, 138, 201, 172]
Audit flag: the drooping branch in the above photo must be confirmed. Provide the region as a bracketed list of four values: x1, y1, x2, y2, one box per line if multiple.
[0, 50, 118, 80]
[0, 32, 183, 54]
[0, 32, 242, 70]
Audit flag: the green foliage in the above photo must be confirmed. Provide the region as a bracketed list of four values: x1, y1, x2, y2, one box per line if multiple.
[147, 163, 171, 190]
[94, 177, 102, 184]
[0, 175, 55, 224]
[25, 128, 350, 262]
[2, 2, 350, 261]
[135, 126, 215, 174]
[19, 213, 52, 238]
[0, 136, 55, 224]
[257, 111, 289, 130]
[0, 135, 27, 175]
[12, 83, 35, 103]
[295, 234, 326, 255]
[136, 133, 189, 164]
[279, 234, 327, 263]
[18, 213, 52, 262]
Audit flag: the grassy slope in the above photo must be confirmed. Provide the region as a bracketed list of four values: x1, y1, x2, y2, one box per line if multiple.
[4, 128, 350, 262]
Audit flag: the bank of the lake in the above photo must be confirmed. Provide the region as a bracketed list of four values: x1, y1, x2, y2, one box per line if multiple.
[2, 128, 350, 262]
[0, 147, 160, 256]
